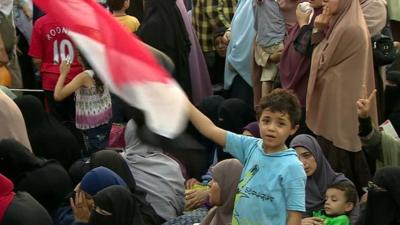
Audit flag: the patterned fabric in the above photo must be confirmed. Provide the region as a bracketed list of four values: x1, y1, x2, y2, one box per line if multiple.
[162, 207, 208, 225]
[192, 0, 237, 52]
[75, 70, 112, 130]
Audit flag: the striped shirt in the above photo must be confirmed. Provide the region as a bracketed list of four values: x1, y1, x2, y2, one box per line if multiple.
[192, 0, 237, 52]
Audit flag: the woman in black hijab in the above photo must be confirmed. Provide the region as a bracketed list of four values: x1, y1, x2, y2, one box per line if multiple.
[89, 185, 141, 225]
[136, 0, 192, 98]
[89, 150, 164, 225]
[14, 95, 82, 169]
[0, 139, 73, 214]
[356, 167, 400, 225]
[0, 173, 53, 225]
[217, 98, 255, 134]
[216, 98, 255, 161]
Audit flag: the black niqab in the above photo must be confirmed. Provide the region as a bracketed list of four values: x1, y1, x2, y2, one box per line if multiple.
[360, 167, 400, 225]
[137, 0, 192, 98]
[89, 185, 142, 225]
[0, 139, 73, 213]
[90, 150, 163, 225]
[14, 95, 81, 169]
[0, 139, 43, 185]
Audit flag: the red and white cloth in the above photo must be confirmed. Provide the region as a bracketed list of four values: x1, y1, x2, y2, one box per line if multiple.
[34, 0, 188, 138]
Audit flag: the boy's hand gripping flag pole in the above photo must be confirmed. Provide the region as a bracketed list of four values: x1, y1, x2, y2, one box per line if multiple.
[34, 0, 188, 138]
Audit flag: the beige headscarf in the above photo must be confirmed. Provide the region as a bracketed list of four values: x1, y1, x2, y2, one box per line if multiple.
[360, 0, 387, 37]
[200, 159, 243, 225]
[0, 91, 31, 151]
[306, 0, 377, 152]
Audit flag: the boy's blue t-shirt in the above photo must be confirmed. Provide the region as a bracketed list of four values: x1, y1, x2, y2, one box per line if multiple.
[224, 132, 306, 225]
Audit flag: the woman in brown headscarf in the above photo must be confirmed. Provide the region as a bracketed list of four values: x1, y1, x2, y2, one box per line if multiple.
[200, 159, 243, 225]
[0, 91, 31, 151]
[306, 0, 377, 192]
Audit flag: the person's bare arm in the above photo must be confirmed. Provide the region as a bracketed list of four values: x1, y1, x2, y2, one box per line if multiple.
[32, 58, 42, 71]
[300, 217, 324, 225]
[54, 60, 88, 101]
[287, 211, 303, 225]
[188, 102, 227, 147]
[21, 2, 33, 21]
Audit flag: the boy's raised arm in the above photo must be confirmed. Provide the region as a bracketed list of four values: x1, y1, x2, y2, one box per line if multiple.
[188, 101, 227, 147]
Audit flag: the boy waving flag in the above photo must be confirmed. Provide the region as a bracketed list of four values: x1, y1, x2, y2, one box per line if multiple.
[33, 0, 187, 138]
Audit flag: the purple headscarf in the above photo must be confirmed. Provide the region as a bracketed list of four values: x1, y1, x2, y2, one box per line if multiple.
[243, 121, 260, 138]
[290, 134, 349, 215]
[176, 0, 212, 105]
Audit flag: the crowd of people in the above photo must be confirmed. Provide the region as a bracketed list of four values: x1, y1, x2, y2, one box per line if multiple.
[0, 0, 400, 224]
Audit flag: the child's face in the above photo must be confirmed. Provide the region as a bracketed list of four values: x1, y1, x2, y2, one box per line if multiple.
[259, 109, 298, 153]
[295, 147, 317, 176]
[123, 0, 130, 10]
[208, 179, 221, 206]
[215, 36, 227, 57]
[324, 188, 354, 216]
[322, 0, 339, 14]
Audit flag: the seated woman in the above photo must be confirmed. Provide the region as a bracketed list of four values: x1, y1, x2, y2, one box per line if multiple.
[89, 185, 143, 225]
[14, 95, 82, 170]
[162, 159, 243, 225]
[55, 167, 127, 225]
[242, 121, 260, 138]
[123, 119, 185, 221]
[0, 173, 53, 225]
[355, 167, 400, 225]
[289, 134, 359, 224]
[199, 159, 243, 225]
[0, 139, 73, 214]
[90, 150, 164, 225]
[68, 150, 164, 225]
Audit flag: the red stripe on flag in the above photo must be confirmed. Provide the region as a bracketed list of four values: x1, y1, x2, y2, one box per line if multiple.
[33, 0, 188, 138]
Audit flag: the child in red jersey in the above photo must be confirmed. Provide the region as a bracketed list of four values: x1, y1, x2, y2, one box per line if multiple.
[29, 14, 82, 123]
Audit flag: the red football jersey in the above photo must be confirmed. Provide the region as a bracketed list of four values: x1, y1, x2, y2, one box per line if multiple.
[29, 14, 83, 91]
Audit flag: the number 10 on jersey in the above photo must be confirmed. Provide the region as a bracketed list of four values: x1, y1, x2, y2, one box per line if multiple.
[53, 39, 75, 64]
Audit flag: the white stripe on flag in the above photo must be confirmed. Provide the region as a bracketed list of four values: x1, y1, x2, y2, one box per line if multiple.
[69, 31, 188, 138]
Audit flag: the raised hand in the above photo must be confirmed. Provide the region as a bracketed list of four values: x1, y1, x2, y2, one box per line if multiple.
[314, 6, 332, 31]
[70, 191, 91, 223]
[59, 56, 72, 75]
[222, 30, 231, 44]
[356, 85, 376, 119]
[185, 178, 200, 189]
[185, 188, 210, 210]
[301, 217, 324, 225]
[296, 4, 312, 27]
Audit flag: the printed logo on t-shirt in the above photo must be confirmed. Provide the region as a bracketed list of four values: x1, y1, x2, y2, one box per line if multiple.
[232, 164, 260, 225]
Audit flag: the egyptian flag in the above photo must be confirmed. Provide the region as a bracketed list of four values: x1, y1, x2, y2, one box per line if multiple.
[33, 0, 188, 138]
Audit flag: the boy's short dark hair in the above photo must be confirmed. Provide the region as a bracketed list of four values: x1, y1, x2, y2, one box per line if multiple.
[328, 182, 358, 206]
[107, 0, 126, 11]
[258, 89, 301, 127]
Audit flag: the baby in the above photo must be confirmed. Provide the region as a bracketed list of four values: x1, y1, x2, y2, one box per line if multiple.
[313, 182, 358, 225]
